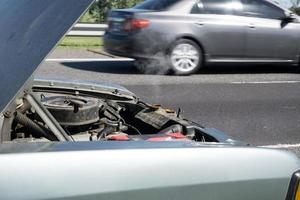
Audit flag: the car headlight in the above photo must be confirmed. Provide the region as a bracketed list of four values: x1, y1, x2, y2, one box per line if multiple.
[286, 171, 300, 200]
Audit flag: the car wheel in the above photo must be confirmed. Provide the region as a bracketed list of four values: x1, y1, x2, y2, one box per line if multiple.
[168, 39, 202, 75]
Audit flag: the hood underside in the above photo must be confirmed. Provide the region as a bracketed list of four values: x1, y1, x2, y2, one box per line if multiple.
[0, 0, 94, 113]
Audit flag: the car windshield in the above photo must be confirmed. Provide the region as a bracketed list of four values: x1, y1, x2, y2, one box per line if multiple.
[134, 0, 181, 10]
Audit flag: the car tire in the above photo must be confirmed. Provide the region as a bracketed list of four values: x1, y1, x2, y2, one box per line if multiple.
[168, 39, 202, 75]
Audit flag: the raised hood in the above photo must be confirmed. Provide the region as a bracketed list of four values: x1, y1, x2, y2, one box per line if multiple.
[0, 0, 94, 113]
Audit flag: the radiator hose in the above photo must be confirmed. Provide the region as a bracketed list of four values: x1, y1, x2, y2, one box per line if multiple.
[14, 112, 58, 141]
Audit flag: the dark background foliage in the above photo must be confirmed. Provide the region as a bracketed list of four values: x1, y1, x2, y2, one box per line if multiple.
[85, 0, 143, 22]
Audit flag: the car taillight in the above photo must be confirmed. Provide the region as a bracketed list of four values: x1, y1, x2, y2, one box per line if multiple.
[124, 19, 150, 32]
[131, 19, 150, 29]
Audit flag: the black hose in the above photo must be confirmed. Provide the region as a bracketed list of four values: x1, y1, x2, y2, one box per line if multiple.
[14, 112, 58, 141]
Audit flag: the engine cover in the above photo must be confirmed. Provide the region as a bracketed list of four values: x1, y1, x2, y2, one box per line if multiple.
[42, 95, 100, 126]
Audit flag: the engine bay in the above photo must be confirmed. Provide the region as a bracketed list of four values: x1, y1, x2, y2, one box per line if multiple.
[8, 88, 218, 143]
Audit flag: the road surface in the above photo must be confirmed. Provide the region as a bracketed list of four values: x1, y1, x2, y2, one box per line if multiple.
[37, 49, 300, 155]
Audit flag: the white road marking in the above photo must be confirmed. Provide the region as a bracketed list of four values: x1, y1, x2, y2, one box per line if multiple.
[74, 23, 107, 28]
[67, 30, 105, 37]
[261, 143, 300, 149]
[231, 81, 300, 84]
[45, 58, 134, 62]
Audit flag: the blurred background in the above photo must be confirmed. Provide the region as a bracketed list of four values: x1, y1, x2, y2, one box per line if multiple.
[82, 0, 300, 23]
[58, 0, 300, 49]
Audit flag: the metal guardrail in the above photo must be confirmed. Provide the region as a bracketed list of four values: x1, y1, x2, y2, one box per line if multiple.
[67, 23, 107, 37]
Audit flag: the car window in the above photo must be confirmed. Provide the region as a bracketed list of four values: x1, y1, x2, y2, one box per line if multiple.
[240, 0, 286, 19]
[134, 0, 181, 11]
[191, 0, 243, 15]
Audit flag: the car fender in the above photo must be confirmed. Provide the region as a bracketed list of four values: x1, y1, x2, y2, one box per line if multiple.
[0, 143, 298, 200]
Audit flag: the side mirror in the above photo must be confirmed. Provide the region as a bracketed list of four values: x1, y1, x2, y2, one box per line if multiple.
[282, 12, 297, 22]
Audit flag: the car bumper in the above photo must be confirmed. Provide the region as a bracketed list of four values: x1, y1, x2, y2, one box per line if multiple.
[103, 31, 172, 60]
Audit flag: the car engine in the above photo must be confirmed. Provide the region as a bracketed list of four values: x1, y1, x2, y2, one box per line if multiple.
[9, 88, 217, 143]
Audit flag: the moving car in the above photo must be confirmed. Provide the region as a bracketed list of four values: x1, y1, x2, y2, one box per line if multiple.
[0, 0, 300, 199]
[104, 0, 300, 75]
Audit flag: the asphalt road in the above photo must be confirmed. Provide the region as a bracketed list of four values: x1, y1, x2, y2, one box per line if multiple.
[39, 49, 300, 154]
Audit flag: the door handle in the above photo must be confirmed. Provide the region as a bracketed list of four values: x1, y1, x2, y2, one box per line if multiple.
[247, 24, 255, 28]
[196, 21, 204, 26]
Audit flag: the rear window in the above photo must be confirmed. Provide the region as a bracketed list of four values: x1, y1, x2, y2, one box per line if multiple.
[134, 0, 182, 10]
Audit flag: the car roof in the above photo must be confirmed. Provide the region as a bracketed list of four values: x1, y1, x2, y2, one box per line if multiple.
[0, 0, 93, 113]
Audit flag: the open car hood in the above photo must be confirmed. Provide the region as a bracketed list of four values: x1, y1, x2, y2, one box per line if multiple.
[0, 0, 94, 113]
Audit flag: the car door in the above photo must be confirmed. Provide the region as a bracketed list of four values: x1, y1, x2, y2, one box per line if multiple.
[191, 0, 247, 60]
[240, 0, 299, 61]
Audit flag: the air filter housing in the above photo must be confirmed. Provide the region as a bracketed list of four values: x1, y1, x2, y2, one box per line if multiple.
[42, 95, 100, 126]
